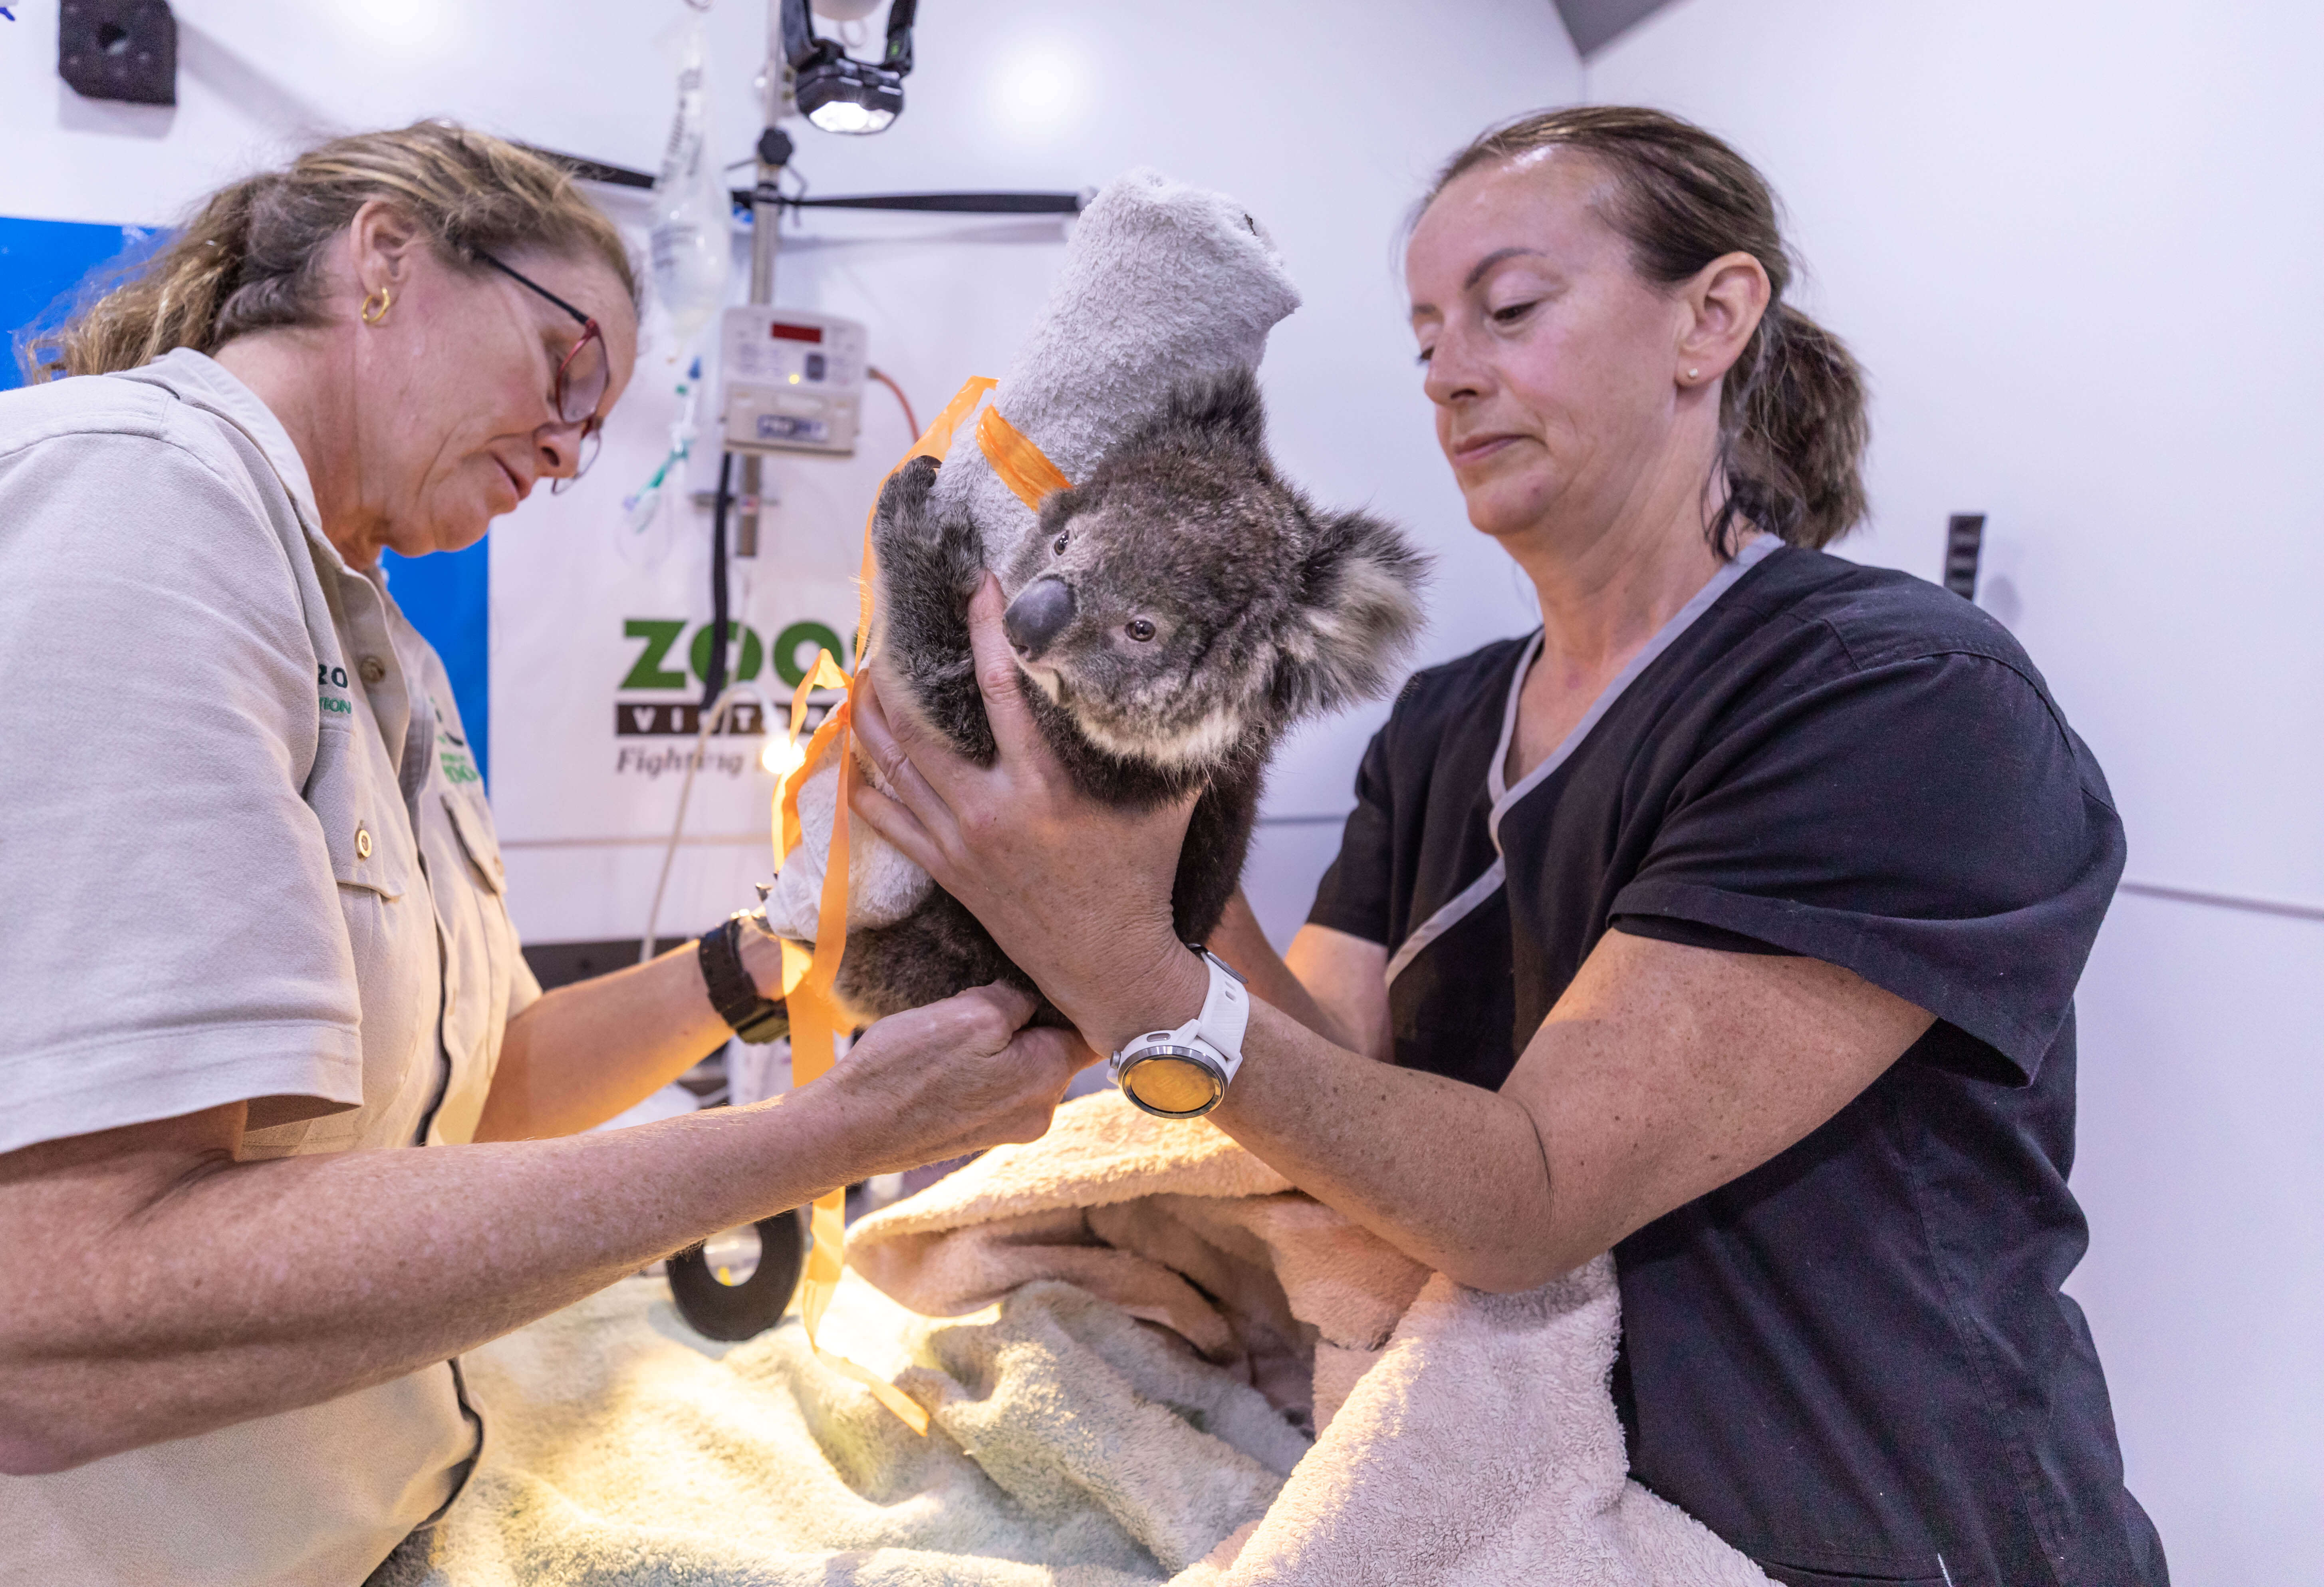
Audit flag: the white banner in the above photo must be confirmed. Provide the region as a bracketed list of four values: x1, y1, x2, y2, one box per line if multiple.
[486, 200, 1079, 948]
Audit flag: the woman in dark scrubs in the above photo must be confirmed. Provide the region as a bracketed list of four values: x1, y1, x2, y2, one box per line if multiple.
[849, 108, 2167, 1586]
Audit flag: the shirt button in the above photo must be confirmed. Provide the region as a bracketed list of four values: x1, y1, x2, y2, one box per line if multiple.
[355, 825, 373, 860]
[359, 655, 387, 685]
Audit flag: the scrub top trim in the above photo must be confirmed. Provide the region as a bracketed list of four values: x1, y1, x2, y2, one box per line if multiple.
[1384, 534, 1778, 990]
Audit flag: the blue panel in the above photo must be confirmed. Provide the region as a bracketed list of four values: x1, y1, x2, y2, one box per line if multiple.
[383, 541, 492, 789]
[1, 215, 495, 785]
[0, 216, 163, 389]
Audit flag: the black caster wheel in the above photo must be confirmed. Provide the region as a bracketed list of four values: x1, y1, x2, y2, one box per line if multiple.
[667, 1206, 809, 1342]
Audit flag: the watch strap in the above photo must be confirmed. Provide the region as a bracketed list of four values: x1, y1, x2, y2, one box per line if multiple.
[1189, 947, 1249, 1065]
[700, 914, 789, 1044]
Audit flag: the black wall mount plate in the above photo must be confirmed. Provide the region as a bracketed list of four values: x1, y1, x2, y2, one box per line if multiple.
[60, 0, 177, 107]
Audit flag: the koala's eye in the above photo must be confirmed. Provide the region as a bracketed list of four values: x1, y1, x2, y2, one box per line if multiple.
[1125, 618, 1157, 643]
[1052, 532, 1069, 556]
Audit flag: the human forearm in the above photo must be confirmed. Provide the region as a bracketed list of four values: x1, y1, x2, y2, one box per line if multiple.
[1205, 892, 1353, 1049]
[1209, 898, 1395, 1062]
[1091, 930, 1934, 1294]
[0, 1092, 851, 1474]
[1215, 1003, 1561, 1289]
[479, 929, 789, 1141]
[1095, 943, 1557, 1290]
[1, 983, 1080, 1475]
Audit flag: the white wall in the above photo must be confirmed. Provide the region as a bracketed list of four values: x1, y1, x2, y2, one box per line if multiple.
[2070, 892, 2324, 1582]
[1590, 5, 2324, 1580]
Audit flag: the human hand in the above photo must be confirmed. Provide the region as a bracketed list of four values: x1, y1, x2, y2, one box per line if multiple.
[848, 574, 1209, 1055]
[808, 980, 1092, 1178]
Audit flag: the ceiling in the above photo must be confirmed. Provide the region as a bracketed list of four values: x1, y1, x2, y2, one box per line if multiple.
[1552, 0, 1684, 56]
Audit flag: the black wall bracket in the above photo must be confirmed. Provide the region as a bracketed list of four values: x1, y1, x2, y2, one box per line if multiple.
[59, 0, 177, 106]
[1943, 513, 1987, 601]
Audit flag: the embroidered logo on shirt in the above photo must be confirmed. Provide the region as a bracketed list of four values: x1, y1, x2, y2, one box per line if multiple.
[435, 705, 482, 785]
[439, 746, 482, 785]
[317, 662, 353, 717]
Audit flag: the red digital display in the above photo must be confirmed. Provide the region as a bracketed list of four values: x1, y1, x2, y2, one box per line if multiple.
[768, 322, 825, 344]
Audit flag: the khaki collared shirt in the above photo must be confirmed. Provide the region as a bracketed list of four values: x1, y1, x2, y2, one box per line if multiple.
[0, 350, 539, 1585]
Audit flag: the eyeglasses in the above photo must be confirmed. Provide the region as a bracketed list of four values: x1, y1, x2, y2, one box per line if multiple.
[473, 250, 608, 492]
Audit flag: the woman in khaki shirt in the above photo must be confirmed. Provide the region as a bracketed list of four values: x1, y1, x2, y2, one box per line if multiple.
[0, 122, 1081, 1587]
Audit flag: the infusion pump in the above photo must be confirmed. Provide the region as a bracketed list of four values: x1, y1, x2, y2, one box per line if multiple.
[718, 304, 867, 456]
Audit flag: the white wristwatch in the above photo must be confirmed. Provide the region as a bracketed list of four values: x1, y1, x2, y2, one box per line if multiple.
[1109, 947, 1250, 1119]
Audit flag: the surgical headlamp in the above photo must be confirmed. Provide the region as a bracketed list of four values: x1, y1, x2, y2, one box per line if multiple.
[782, 0, 917, 136]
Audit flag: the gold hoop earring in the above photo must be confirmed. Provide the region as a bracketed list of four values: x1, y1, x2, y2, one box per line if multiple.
[361, 287, 393, 326]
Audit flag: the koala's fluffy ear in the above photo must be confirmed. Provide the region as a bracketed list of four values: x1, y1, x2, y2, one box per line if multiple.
[1161, 366, 1268, 456]
[1275, 506, 1430, 718]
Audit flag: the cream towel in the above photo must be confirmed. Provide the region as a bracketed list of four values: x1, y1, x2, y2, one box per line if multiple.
[850, 1091, 1773, 1587]
[369, 1269, 1303, 1587]
[380, 1092, 1769, 1586]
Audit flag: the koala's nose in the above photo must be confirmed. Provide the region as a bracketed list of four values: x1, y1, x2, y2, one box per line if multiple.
[1003, 578, 1075, 659]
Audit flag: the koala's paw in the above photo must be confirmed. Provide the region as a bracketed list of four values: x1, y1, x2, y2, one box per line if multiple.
[871, 454, 943, 557]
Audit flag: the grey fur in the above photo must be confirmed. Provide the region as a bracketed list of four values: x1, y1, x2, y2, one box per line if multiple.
[838, 369, 1428, 1021]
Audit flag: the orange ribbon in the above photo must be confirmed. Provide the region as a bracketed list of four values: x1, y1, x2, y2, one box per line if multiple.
[767, 381, 1074, 1431]
[765, 375, 1010, 1434]
[975, 404, 1074, 511]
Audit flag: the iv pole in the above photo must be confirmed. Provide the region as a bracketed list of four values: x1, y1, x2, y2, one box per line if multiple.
[735, 39, 793, 560]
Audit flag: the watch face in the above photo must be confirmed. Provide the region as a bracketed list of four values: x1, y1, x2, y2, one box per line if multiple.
[1120, 1053, 1223, 1118]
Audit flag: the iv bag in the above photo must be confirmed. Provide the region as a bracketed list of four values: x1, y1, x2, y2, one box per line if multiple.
[648, 18, 732, 351]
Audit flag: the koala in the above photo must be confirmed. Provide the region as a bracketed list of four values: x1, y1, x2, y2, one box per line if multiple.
[834, 368, 1427, 1022]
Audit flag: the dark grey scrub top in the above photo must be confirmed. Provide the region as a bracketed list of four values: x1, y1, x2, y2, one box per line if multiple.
[1308, 543, 2167, 1587]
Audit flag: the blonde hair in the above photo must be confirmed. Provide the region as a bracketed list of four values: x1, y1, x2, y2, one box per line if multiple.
[1425, 106, 1869, 552]
[24, 120, 635, 383]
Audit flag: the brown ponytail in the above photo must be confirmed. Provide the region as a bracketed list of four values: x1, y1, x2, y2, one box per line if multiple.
[1737, 302, 1869, 552]
[1423, 106, 1869, 551]
[21, 120, 635, 385]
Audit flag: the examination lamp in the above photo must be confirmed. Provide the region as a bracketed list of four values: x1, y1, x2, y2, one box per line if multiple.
[782, 0, 917, 135]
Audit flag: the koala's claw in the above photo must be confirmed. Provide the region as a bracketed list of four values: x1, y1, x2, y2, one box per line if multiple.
[872, 454, 943, 552]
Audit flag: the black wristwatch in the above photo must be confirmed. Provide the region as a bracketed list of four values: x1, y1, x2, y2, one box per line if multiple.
[699, 913, 790, 1044]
